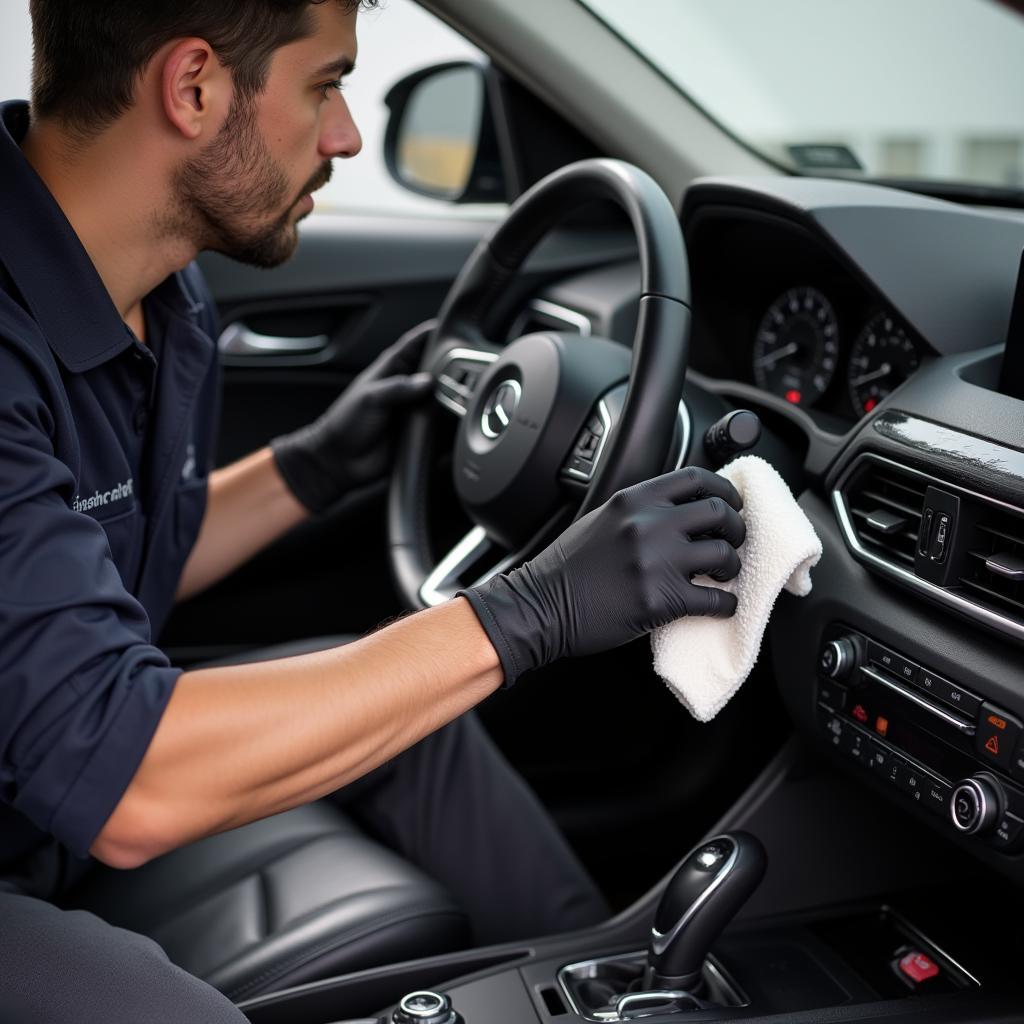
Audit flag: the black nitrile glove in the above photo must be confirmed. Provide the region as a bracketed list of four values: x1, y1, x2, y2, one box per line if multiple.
[271, 331, 433, 514]
[461, 467, 745, 685]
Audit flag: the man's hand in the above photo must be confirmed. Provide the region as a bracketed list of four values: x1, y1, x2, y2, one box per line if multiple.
[462, 467, 745, 685]
[271, 331, 433, 514]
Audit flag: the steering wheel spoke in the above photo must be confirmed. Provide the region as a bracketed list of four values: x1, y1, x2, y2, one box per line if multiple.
[433, 346, 500, 418]
[420, 526, 518, 607]
[390, 159, 692, 609]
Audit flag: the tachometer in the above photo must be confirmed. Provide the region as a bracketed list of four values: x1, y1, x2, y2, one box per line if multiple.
[847, 312, 921, 415]
[752, 286, 839, 407]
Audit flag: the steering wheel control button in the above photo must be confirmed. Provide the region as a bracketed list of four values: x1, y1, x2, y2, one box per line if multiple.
[976, 704, 1021, 769]
[898, 951, 940, 984]
[394, 992, 457, 1024]
[950, 776, 999, 835]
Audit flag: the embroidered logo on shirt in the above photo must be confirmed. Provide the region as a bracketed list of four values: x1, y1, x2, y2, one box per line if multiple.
[72, 477, 134, 514]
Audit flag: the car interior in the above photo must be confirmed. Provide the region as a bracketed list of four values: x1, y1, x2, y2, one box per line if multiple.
[9, 0, 1024, 1021]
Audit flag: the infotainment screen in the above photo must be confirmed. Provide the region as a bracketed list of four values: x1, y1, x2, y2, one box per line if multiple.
[997, 249, 1024, 400]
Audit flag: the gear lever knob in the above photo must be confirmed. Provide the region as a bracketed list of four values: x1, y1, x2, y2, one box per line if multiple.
[646, 831, 766, 991]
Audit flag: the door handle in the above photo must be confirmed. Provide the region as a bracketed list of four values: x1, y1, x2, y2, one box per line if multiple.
[218, 322, 330, 357]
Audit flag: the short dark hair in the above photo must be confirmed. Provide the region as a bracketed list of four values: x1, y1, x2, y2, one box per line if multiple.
[29, 0, 377, 137]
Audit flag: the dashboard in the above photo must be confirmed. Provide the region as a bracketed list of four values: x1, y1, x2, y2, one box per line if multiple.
[683, 200, 932, 432]
[523, 175, 1024, 885]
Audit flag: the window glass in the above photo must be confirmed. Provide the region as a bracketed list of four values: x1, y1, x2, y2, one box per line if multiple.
[579, 0, 1024, 192]
[0, 1, 499, 217]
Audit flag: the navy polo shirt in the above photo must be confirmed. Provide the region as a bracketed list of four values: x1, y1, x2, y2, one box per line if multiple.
[0, 101, 221, 897]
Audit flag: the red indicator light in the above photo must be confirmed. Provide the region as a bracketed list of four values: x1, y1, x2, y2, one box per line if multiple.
[785, 389, 802, 405]
[852, 704, 868, 723]
[863, 397, 877, 413]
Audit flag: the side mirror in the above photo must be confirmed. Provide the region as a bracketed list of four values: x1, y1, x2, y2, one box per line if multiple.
[384, 62, 508, 203]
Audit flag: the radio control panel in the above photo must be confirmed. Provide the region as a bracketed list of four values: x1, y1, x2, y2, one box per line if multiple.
[816, 624, 1024, 854]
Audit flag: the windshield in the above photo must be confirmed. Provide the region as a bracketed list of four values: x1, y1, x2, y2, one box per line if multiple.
[578, 0, 1024, 192]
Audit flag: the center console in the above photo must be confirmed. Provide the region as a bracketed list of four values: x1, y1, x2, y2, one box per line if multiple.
[816, 623, 1024, 850]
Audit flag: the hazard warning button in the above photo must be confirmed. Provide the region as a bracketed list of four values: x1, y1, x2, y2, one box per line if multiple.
[976, 702, 1021, 771]
[898, 950, 940, 984]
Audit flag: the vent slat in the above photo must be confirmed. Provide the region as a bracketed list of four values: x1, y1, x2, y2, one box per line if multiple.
[845, 463, 927, 570]
[976, 523, 1024, 547]
[959, 577, 1024, 616]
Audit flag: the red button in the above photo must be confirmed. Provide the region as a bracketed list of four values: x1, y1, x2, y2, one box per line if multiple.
[899, 951, 939, 983]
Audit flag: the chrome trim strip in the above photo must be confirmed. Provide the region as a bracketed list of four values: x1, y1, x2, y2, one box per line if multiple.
[218, 323, 329, 357]
[564, 400, 613, 482]
[419, 527, 492, 607]
[672, 399, 693, 471]
[435, 347, 499, 418]
[565, 399, 690, 483]
[510, 299, 594, 339]
[613, 991, 692, 1019]
[556, 952, 742, 1022]
[858, 665, 975, 735]
[419, 526, 520, 607]
[882, 907, 981, 988]
[650, 836, 738, 956]
[832, 454, 1024, 644]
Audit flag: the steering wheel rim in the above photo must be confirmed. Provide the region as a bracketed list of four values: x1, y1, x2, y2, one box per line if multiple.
[388, 158, 692, 610]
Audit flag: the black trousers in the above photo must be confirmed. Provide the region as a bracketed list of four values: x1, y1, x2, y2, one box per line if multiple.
[1, 712, 607, 1021]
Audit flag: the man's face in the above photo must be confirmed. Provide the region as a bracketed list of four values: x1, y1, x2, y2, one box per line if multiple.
[176, 2, 361, 268]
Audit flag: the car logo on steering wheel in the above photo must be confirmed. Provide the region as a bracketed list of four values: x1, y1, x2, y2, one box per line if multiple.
[480, 379, 523, 439]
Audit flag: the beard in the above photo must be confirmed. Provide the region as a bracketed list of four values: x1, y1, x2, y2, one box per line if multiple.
[174, 94, 332, 268]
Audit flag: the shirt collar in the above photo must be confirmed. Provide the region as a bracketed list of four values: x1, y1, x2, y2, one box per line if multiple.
[0, 100, 201, 374]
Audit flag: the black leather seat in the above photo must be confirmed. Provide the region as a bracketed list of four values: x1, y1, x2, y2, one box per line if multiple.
[66, 637, 469, 1002]
[68, 801, 469, 1002]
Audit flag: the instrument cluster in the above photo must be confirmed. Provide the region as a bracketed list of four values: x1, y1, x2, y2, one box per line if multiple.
[750, 285, 923, 421]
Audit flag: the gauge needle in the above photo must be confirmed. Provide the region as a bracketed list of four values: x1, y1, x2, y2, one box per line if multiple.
[851, 362, 892, 387]
[754, 341, 799, 368]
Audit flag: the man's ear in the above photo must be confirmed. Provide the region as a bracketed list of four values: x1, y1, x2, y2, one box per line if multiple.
[160, 38, 231, 141]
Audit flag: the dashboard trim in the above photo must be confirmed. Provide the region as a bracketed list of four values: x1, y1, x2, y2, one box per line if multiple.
[833, 452, 1024, 645]
[872, 411, 1024, 485]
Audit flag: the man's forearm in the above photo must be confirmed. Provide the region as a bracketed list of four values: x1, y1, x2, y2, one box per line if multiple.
[92, 597, 503, 869]
[176, 447, 308, 601]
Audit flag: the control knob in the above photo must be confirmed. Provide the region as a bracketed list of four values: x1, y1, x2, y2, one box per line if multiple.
[393, 992, 459, 1024]
[820, 636, 859, 683]
[950, 774, 1001, 836]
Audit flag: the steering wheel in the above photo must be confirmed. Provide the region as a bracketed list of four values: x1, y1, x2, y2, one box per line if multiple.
[388, 158, 693, 609]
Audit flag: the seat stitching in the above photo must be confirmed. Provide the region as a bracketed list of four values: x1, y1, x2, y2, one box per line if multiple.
[224, 903, 466, 1002]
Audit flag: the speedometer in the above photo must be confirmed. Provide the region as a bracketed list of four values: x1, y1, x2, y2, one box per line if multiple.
[752, 286, 839, 407]
[847, 312, 921, 415]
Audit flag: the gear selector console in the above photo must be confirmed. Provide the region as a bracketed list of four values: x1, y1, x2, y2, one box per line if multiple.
[558, 832, 765, 1020]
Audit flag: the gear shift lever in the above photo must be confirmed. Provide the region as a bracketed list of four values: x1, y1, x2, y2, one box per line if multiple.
[644, 831, 766, 992]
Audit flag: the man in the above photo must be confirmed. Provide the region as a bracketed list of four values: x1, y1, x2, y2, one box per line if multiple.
[0, 0, 746, 1019]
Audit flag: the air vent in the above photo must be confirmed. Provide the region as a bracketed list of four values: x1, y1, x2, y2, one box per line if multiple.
[835, 452, 1024, 646]
[960, 505, 1024, 621]
[844, 462, 928, 568]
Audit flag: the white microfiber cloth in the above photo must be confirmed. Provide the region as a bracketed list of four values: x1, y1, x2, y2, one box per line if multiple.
[651, 455, 822, 722]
